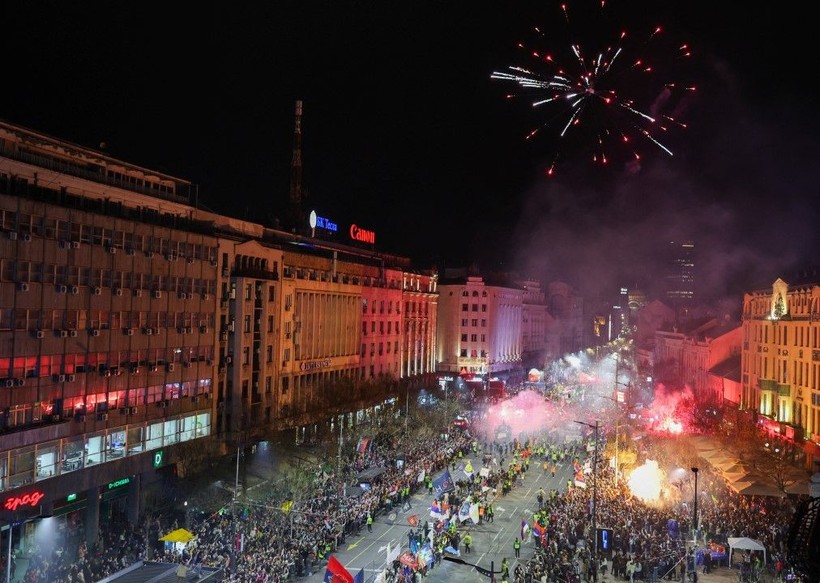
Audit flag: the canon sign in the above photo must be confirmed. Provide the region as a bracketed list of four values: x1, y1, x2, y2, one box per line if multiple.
[350, 224, 375, 245]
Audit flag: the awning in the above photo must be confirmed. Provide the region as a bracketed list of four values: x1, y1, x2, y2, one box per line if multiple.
[159, 528, 196, 543]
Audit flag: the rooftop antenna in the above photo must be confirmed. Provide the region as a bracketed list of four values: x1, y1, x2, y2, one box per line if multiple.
[288, 100, 305, 232]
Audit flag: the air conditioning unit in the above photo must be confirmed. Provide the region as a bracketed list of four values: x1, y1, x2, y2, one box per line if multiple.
[153, 290, 162, 299]
[191, 396, 199, 404]
[225, 355, 232, 364]
[101, 369, 112, 378]
[130, 366, 140, 374]
[71, 241, 81, 249]
[35, 330, 45, 339]
[202, 293, 210, 300]
[150, 365, 159, 372]
[133, 289, 143, 297]
[60, 240, 70, 249]
[220, 331, 228, 341]
[107, 246, 117, 254]
[119, 407, 128, 415]
[15, 379, 24, 387]
[179, 292, 188, 300]
[125, 247, 135, 256]
[178, 326, 187, 334]
[143, 327, 153, 335]
[152, 327, 160, 335]
[22, 233, 32, 242]
[222, 268, 230, 277]
[59, 330, 69, 338]
[200, 325, 208, 334]
[89, 328, 100, 337]
[17, 282, 29, 292]
[114, 288, 123, 296]
[166, 363, 175, 372]
[184, 361, 193, 368]
[187, 257, 195, 264]
[96, 413, 108, 421]
[156, 401, 166, 408]
[145, 250, 154, 258]
[70, 285, 79, 294]
[185, 326, 193, 334]
[7, 232, 17, 240]
[69, 329, 78, 337]
[165, 253, 176, 262]
[67, 374, 76, 382]
[3, 379, 14, 388]
[56, 284, 67, 293]
[51, 414, 62, 422]
[92, 286, 102, 295]
[53, 374, 66, 383]
[125, 328, 135, 336]
[129, 407, 138, 414]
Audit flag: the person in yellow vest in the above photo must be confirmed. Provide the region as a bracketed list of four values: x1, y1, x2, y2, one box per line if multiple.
[463, 532, 473, 554]
[513, 537, 521, 558]
[367, 512, 373, 532]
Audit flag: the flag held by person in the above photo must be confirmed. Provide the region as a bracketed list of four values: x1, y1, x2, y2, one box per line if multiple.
[353, 568, 364, 583]
[407, 514, 419, 527]
[433, 470, 454, 497]
[324, 555, 354, 583]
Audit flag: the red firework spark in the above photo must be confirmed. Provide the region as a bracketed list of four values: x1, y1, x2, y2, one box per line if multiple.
[491, 1, 695, 176]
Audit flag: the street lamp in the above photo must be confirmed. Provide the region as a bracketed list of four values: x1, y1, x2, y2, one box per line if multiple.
[691, 467, 699, 583]
[691, 467, 699, 545]
[574, 419, 599, 558]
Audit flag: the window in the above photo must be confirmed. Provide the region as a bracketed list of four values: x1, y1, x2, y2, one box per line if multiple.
[461, 334, 468, 342]
[268, 286, 275, 302]
[462, 304, 468, 312]
[266, 345, 273, 363]
[242, 347, 250, 365]
[362, 322, 367, 336]
[481, 304, 487, 312]
[472, 304, 478, 312]
[460, 349, 467, 357]
[471, 334, 477, 342]
[244, 315, 252, 333]
[471, 319, 478, 327]
[461, 319, 468, 326]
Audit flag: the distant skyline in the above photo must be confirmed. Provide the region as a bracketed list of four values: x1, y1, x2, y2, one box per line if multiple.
[4, 2, 817, 301]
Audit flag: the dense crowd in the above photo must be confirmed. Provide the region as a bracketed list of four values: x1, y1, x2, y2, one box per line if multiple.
[9, 415, 810, 583]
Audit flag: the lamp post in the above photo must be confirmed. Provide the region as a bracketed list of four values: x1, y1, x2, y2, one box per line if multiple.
[575, 420, 599, 558]
[691, 467, 699, 583]
[691, 467, 699, 544]
[444, 556, 499, 582]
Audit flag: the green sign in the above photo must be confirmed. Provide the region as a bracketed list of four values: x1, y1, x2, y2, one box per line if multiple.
[153, 450, 164, 468]
[66, 493, 77, 502]
[108, 477, 131, 490]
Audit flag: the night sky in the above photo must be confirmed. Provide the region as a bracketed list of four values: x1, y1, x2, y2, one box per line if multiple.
[4, 2, 818, 303]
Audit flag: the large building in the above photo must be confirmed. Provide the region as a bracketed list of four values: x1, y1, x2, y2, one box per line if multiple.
[665, 240, 695, 307]
[435, 276, 524, 380]
[0, 120, 437, 548]
[741, 277, 820, 471]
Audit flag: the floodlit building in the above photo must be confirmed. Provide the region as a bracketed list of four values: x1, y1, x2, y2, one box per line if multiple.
[741, 277, 820, 471]
[0, 120, 437, 548]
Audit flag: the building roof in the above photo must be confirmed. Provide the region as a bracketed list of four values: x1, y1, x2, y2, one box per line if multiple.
[708, 354, 742, 382]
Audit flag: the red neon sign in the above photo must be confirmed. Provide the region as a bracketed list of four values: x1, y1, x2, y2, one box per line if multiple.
[3, 490, 45, 511]
[350, 224, 375, 245]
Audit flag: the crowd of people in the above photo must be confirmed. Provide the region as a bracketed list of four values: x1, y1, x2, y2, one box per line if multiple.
[8, 406, 811, 583]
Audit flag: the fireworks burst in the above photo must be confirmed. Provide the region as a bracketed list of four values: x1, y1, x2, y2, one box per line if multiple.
[491, 2, 695, 176]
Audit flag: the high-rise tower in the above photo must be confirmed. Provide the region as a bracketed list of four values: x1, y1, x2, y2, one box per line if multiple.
[665, 240, 695, 307]
[287, 100, 305, 232]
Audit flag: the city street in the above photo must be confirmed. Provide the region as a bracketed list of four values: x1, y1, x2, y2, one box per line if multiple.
[303, 452, 574, 583]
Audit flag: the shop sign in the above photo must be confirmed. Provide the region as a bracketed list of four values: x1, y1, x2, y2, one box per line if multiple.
[3, 490, 45, 511]
[66, 493, 78, 502]
[300, 359, 332, 371]
[108, 477, 131, 490]
[153, 450, 164, 468]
